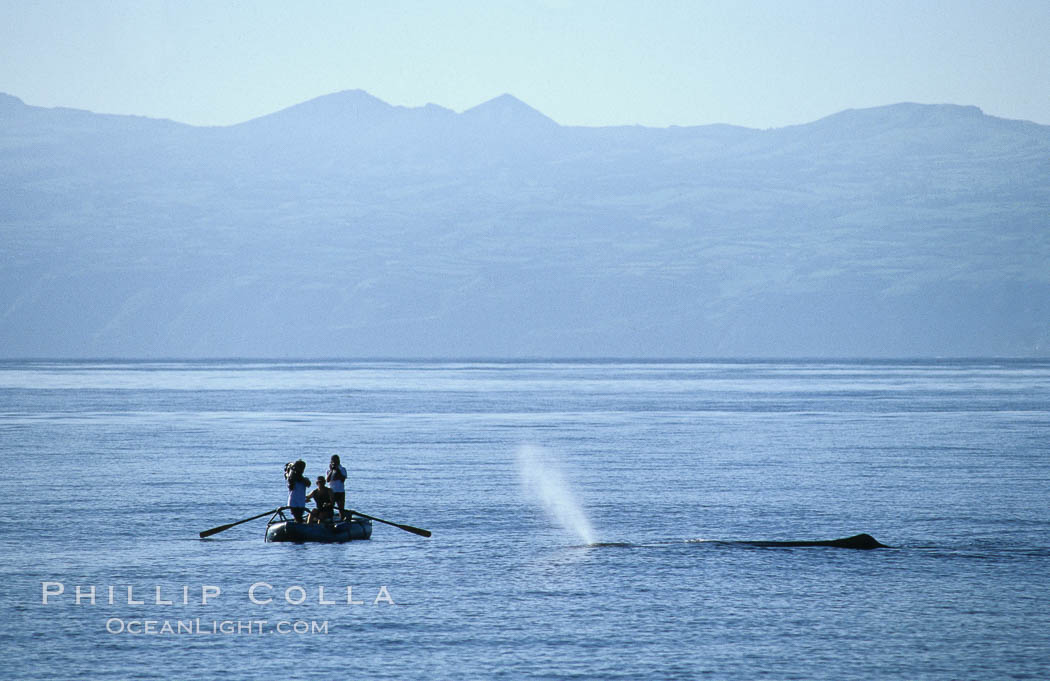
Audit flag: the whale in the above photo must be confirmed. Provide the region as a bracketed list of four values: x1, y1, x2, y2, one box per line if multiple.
[579, 533, 891, 550]
[729, 533, 889, 550]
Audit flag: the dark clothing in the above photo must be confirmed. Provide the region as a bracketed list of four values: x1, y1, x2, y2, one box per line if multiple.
[307, 485, 334, 511]
[306, 486, 334, 524]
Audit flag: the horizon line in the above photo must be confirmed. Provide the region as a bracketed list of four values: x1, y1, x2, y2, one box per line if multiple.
[1, 356, 1046, 364]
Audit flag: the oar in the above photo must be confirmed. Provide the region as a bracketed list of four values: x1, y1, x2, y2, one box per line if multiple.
[347, 509, 431, 538]
[199, 507, 286, 538]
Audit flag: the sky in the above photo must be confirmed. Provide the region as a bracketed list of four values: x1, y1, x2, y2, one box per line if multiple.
[2, 0, 1049, 129]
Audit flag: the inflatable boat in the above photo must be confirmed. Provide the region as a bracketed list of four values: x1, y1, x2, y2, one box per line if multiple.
[264, 509, 372, 543]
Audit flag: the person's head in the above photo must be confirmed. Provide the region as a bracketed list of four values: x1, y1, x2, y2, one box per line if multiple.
[316, 476, 326, 487]
[330, 454, 341, 466]
[293, 460, 306, 474]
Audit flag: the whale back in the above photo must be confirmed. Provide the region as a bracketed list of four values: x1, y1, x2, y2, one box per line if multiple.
[734, 533, 890, 550]
[824, 533, 888, 549]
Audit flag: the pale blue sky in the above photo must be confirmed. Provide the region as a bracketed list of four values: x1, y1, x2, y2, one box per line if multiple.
[2, 0, 1048, 128]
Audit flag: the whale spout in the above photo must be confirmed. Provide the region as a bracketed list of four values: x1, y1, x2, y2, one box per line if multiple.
[735, 533, 889, 550]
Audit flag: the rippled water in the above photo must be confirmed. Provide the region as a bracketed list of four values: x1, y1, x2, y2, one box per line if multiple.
[1, 360, 1048, 680]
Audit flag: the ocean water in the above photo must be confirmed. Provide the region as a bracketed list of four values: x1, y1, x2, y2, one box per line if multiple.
[1, 359, 1048, 680]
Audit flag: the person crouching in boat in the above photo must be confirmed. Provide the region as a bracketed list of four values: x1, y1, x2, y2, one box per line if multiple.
[285, 460, 311, 523]
[326, 454, 348, 519]
[306, 476, 335, 524]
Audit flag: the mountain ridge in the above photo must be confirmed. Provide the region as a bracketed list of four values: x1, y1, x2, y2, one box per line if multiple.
[7, 89, 1047, 133]
[0, 90, 1047, 358]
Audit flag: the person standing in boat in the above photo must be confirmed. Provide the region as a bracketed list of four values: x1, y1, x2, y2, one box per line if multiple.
[326, 454, 348, 519]
[285, 460, 311, 523]
[306, 476, 335, 524]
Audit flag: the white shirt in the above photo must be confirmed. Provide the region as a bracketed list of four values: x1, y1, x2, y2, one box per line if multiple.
[327, 465, 347, 493]
[287, 478, 308, 508]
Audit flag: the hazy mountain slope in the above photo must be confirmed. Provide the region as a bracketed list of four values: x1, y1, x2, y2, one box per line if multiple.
[1, 91, 1047, 357]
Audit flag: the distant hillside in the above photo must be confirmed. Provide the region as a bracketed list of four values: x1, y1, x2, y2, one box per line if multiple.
[1, 91, 1048, 358]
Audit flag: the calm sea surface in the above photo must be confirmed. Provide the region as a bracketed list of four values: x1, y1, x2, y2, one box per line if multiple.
[1, 360, 1048, 680]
